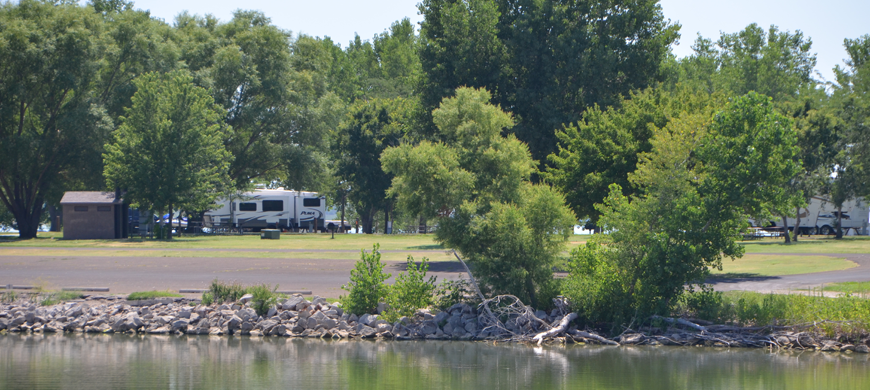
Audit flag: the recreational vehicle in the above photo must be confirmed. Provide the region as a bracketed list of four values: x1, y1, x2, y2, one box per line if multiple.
[204, 189, 326, 232]
[752, 195, 869, 235]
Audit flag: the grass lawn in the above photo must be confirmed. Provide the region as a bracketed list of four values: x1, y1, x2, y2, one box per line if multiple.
[0, 247, 454, 262]
[820, 281, 870, 295]
[739, 236, 870, 254]
[709, 254, 857, 278]
[0, 231, 445, 251]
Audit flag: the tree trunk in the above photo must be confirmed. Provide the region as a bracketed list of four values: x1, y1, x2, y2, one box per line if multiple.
[383, 205, 391, 234]
[361, 208, 374, 234]
[781, 215, 791, 244]
[7, 197, 44, 239]
[836, 205, 843, 239]
[340, 194, 346, 233]
[792, 206, 801, 242]
[48, 204, 61, 232]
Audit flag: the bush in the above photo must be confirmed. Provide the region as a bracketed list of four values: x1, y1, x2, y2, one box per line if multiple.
[249, 284, 281, 317]
[433, 280, 476, 311]
[39, 291, 83, 306]
[202, 279, 247, 304]
[341, 244, 391, 315]
[383, 256, 437, 322]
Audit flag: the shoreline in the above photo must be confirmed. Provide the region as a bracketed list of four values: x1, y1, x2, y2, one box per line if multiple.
[2, 295, 868, 354]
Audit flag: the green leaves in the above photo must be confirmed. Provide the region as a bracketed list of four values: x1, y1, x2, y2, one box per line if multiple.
[103, 70, 231, 223]
[341, 244, 392, 315]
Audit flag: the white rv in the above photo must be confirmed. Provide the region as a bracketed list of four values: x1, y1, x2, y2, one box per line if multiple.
[753, 195, 869, 235]
[204, 189, 326, 232]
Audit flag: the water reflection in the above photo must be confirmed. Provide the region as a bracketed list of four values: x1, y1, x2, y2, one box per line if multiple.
[1, 334, 867, 389]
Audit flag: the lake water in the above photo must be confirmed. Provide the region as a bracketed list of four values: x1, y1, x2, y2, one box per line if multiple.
[1, 334, 868, 389]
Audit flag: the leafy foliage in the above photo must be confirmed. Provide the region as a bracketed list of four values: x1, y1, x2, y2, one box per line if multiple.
[419, 0, 680, 161]
[563, 93, 802, 327]
[384, 87, 575, 307]
[103, 70, 232, 237]
[383, 256, 437, 322]
[341, 244, 392, 315]
[248, 284, 281, 317]
[201, 279, 248, 305]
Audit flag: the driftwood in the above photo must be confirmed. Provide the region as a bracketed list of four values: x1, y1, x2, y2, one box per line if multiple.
[569, 329, 619, 345]
[534, 313, 578, 345]
[651, 315, 708, 332]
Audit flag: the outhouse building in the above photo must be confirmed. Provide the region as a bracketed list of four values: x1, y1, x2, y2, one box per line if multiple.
[60, 191, 128, 239]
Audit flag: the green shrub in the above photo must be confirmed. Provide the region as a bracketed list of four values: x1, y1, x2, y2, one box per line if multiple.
[203, 279, 247, 304]
[40, 291, 83, 306]
[341, 244, 391, 315]
[383, 256, 437, 322]
[127, 290, 182, 300]
[1, 290, 17, 303]
[433, 280, 476, 311]
[249, 284, 281, 317]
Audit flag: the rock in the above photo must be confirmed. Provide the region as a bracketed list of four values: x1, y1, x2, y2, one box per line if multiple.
[535, 310, 548, 321]
[227, 316, 242, 330]
[311, 296, 327, 305]
[855, 345, 870, 353]
[323, 310, 339, 318]
[279, 311, 296, 320]
[358, 314, 376, 326]
[295, 299, 311, 312]
[322, 318, 337, 330]
[148, 326, 170, 334]
[464, 321, 478, 334]
[392, 324, 409, 337]
[821, 341, 840, 352]
[241, 321, 254, 332]
[348, 314, 358, 323]
[376, 323, 392, 333]
[433, 311, 448, 325]
[257, 320, 278, 333]
[377, 302, 387, 315]
[239, 294, 254, 304]
[420, 321, 438, 336]
[177, 309, 192, 319]
[356, 324, 377, 338]
[266, 307, 277, 318]
[171, 319, 190, 331]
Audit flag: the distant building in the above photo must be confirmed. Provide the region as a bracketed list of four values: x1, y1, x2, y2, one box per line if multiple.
[60, 191, 128, 239]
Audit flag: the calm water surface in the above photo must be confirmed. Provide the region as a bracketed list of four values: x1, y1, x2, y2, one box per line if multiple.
[1, 334, 868, 389]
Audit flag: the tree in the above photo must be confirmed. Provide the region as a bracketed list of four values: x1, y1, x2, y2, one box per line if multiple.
[546, 86, 724, 223]
[103, 71, 231, 239]
[173, 11, 339, 191]
[418, 0, 680, 162]
[833, 35, 870, 200]
[0, 0, 111, 238]
[333, 97, 419, 233]
[382, 87, 575, 307]
[563, 92, 802, 326]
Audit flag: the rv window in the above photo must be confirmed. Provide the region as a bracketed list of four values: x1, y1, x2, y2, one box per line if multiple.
[262, 200, 283, 212]
[74, 206, 88, 212]
[239, 202, 257, 211]
[303, 198, 321, 207]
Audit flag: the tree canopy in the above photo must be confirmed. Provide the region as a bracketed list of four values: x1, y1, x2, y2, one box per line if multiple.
[103, 71, 231, 238]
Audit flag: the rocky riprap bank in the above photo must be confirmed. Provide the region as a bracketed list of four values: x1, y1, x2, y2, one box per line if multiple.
[2, 294, 868, 354]
[0, 294, 512, 340]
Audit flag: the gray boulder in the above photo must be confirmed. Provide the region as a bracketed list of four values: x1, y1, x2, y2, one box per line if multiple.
[239, 294, 254, 304]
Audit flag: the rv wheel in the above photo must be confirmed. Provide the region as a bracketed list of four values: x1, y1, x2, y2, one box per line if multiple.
[819, 225, 833, 235]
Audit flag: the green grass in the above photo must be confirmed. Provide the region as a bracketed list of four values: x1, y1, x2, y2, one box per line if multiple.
[709, 254, 856, 277]
[740, 236, 870, 254]
[39, 290, 84, 306]
[127, 290, 183, 300]
[821, 282, 870, 295]
[0, 232, 447, 251]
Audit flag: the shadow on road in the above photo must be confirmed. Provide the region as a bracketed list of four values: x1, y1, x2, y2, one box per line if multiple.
[391, 261, 465, 273]
[706, 273, 780, 285]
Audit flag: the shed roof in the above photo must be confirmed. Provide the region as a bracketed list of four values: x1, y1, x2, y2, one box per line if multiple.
[60, 191, 122, 204]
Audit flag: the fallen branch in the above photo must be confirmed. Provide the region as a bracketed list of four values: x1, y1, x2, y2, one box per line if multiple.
[533, 313, 577, 345]
[568, 329, 619, 346]
[652, 315, 707, 332]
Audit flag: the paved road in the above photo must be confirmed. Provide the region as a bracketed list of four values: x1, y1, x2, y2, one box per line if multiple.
[3, 248, 869, 297]
[0, 249, 466, 297]
[709, 253, 870, 292]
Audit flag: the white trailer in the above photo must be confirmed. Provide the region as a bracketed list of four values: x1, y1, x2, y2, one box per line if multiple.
[204, 189, 326, 232]
[755, 195, 869, 235]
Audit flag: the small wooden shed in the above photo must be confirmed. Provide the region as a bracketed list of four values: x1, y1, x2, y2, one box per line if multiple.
[60, 191, 128, 239]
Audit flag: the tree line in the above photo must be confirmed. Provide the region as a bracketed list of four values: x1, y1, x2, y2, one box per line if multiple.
[2, 0, 868, 326]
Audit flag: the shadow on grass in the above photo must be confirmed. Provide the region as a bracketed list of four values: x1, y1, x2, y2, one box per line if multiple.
[706, 273, 780, 284]
[391, 261, 465, 273]
[407, 244, 445, 250]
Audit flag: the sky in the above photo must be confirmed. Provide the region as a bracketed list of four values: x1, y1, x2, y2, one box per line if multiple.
[125, 0, 868, 84]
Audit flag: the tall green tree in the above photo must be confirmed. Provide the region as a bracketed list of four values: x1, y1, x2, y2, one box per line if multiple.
[419, 0, 679, 162]
[564, 92, 802, 325]
[103, 71, 231, 239]
[173, 11, 338, 191]
[0, 0, 111, 238]
[834, 35, 870, 199]
[546, 86, 724, 223]
[382, 87, 575, 307]
[333, 97, 420, 233]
